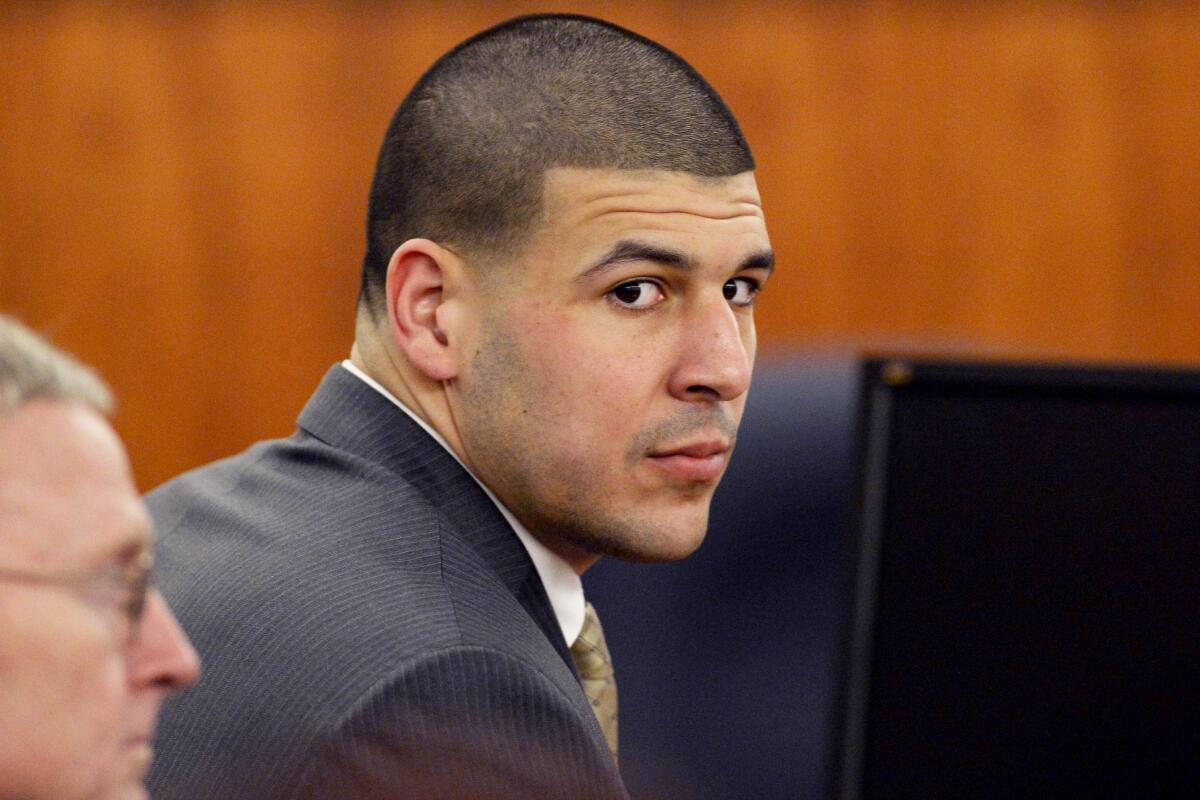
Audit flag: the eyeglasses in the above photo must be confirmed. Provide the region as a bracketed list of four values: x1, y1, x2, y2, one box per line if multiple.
[0, 550, 154, 642]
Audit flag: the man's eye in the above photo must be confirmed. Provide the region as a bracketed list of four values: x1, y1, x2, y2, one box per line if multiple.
[609, 280, 665, 310]
[723, 277, 760, 307]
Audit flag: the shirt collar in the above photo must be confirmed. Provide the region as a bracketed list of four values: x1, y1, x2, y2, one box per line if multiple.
[339, 360, 586, 645]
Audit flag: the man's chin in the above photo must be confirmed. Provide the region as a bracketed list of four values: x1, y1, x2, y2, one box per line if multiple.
[81, 779, 149, 800]
[524, 491, 713, 565]
[637, 529, 708, 563]
[582, 516, 710, 565]
[103, 743, 153, 800]
[106, 780, 151, 800]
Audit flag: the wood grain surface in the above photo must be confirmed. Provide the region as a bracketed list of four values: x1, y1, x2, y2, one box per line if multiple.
[2, 2, 1197, 488]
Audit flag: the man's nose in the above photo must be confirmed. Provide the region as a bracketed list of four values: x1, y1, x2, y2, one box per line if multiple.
[667, 294, 753, 403]
[127, 590, 201, 691]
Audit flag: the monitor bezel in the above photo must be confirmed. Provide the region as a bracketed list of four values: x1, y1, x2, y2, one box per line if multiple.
[828, 356, 1200, 800]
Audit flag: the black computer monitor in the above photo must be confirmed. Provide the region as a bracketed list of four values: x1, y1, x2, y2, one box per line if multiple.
[831, 358, 1200, 800]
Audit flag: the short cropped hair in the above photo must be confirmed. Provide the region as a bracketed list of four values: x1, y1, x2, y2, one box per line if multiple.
[0, 315, 112, 416]
[359, 13, 755, 315]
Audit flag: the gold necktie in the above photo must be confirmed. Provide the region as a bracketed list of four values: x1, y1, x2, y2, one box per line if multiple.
[570, 601, 618, 763]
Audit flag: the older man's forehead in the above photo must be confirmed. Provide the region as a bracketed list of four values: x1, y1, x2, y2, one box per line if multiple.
[0, 401, 151, 569]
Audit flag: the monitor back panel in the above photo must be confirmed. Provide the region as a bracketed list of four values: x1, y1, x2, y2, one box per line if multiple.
[834, 360, 1200, 800]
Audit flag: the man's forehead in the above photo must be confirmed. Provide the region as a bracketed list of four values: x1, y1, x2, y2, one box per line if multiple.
[0, 400, 124, 484]
[540, 166, 765, 221]
[0, 401, 150, 568]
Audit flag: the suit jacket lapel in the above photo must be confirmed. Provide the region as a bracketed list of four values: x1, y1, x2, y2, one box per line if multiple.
[295, 365, 575, 670]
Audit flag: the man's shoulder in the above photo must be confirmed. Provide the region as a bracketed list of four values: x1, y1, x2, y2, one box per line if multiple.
[148, 422, 420, 526]
[150, 427, 433, 540]
[146, 425, 485, 653]
[140, 382, 621, 799]
[152, 640, 622, 800]
[295, 644, 625, 800]
[145, 430, 590, 797]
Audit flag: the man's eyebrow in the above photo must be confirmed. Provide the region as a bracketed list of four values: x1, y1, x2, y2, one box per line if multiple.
[577, 240, 694, 281]
[743, 249, 775, 275]
[577, 240, 775, 281]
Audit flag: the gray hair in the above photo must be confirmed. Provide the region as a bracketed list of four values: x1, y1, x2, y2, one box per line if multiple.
[0, 315, 113, 415]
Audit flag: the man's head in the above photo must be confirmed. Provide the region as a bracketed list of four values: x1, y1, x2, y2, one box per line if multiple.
[357, 15, 772, 571]
[0, 316, 200, 800]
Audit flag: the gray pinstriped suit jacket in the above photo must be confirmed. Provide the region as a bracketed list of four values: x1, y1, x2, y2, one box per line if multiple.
[145, 366, 629, 800]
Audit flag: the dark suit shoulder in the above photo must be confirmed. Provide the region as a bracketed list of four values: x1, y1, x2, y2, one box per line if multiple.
[145, 426, 602, 798]
[148, 426, 500, 664]
[146, 434, 461, 795]
[298, 644, 626, 800]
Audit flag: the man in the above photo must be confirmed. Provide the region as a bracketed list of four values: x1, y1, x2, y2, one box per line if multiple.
[148, 13, 772, 799]
[0, 315, 201, 800]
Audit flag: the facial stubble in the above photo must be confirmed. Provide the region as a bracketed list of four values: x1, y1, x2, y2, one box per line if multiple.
[458, 318, 736, 565]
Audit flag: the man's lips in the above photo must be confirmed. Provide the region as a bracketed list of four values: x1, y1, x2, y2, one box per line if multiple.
[645, 440, 730, 482]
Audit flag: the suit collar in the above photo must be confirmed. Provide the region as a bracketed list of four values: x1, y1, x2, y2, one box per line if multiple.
[339, 360, 587, 645]
[296, 365, 574, 667]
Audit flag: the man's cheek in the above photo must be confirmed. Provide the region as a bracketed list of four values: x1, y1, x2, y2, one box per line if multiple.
[524, 344, 601, 410]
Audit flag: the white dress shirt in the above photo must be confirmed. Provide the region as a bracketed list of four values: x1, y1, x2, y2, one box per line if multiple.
[340, 360, 586, 645]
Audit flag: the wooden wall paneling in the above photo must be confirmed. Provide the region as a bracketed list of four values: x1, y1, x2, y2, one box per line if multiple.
[1, 2, 1198, 490]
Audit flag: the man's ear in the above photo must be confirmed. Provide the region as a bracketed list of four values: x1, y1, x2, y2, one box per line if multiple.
[384, 239, 464, 382]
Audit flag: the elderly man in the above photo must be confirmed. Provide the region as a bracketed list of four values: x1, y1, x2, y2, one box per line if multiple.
[148, 13, 772, 799]
[0, 315, 200, 800]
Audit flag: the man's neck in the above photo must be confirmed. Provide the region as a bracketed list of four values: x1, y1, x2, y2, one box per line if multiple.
[349, 340, 472, 470]
[349, 336, 601, 576]
[340, 351, 587, 644]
